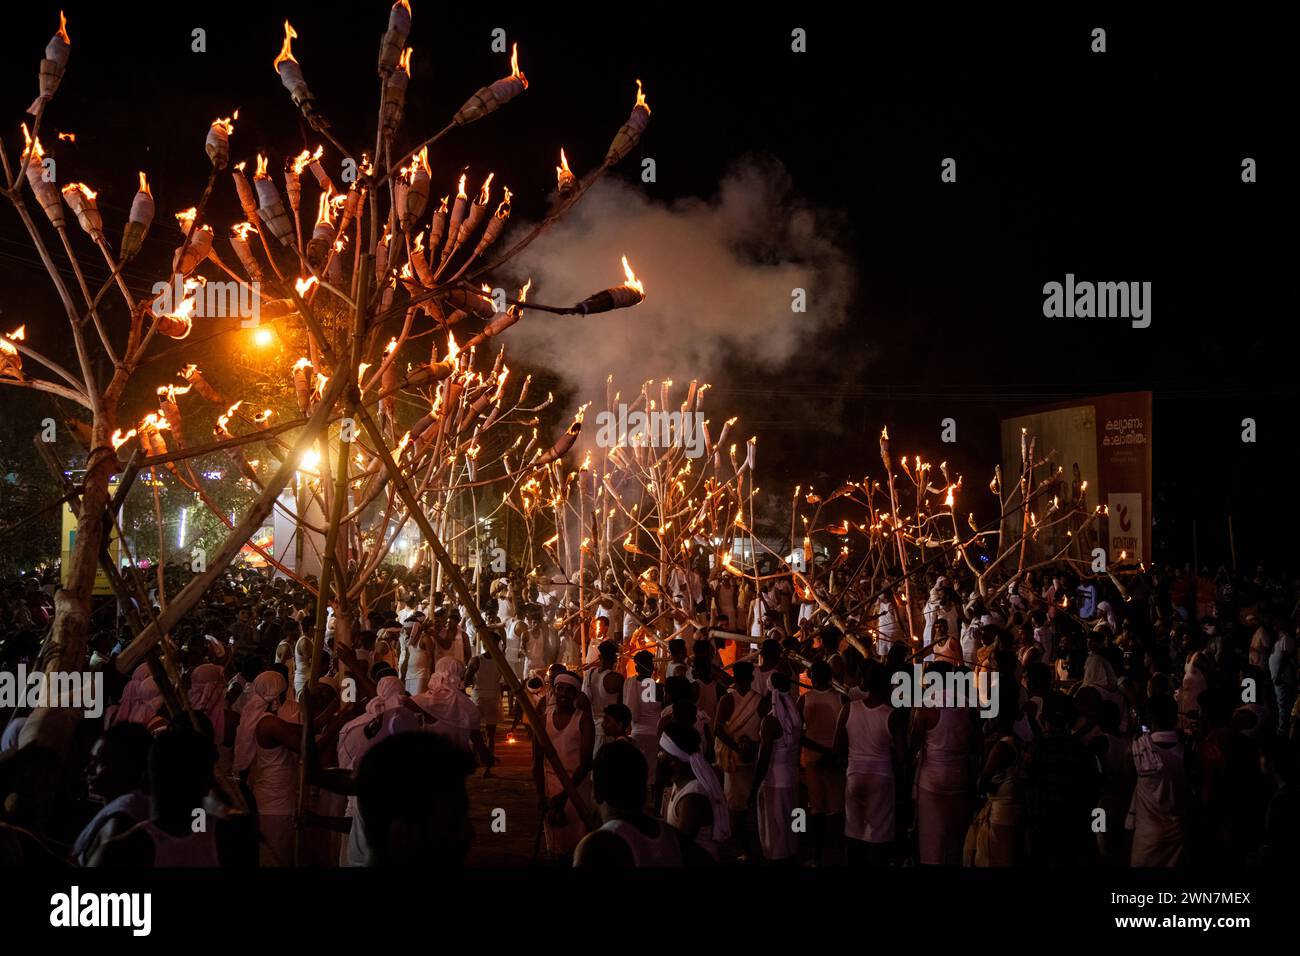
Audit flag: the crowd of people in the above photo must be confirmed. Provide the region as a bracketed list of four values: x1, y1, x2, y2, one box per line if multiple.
[0, 556, 1297, 867]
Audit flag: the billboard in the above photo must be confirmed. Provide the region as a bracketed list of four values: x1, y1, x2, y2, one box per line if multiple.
[60, 482, 120, 597]
[1001, 391, 1152, 566]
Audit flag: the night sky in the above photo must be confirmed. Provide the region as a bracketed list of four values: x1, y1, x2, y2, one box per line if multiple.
[0, 4, 1290, 567]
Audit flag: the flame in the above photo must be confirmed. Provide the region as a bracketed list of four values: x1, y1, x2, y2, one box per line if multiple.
[253, 409, 273, 424]
[62, 182, 96, 200]
[155, 384, 192, 401]
[944, 485, 956, 508]
[477, 172, 494, 205]
[175, 207, 197, 227]
[395, 431, 412, 454]
[292, 357, 312, 372]
[255, 153, 269, 179]
[273, 20, 299, 72]
[412, 231, 424, 253]
[620, 255, 644, 293]
[56, 10, 70, 45]
[557, 148, 571, 176]
[398, 47, 413, 74]
[444, 332, 460, 364]
[510, 43, 527, 86]
[20, 123, 43, 163]
[295, 276, 318, 296]
[881, 426, 889, 440]
[138, 171, 151, 196]
[357, 362, 371, 384]
[58, 131, 75, 143]
[519, 278, 532, 303]
[299, 448, 320, 474]
[111, 429, 136, 450]
[416, 145, 431, 176]
[634, 78, 650, 114]
[5, 326, 25, 342]
[231, 222, 255, 241]
[211, 113, 237, 135]
[315, 191, 332, 227]
[291, 146, 322, 175]
[385, 337, 398, 355]
[456, 173, 468, 199]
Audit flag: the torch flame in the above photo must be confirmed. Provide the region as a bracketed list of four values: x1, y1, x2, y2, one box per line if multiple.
[273, 20, 299, 72]
[620, 255, 644, 294]
[477, 172, 494, 205]
[138, 171, 151, 195]
[519, 278, 532, 303]
[175, 207, 197, 227]
[444, 332, 460, 364]
[398, 47, 413, 74]
[58, 131, 75, 142]
[558, 148, 571, 176]
[510, 43, 527, 87]
[295, 276, 318, 296]
[456, 173, 468, 199]
[6, 326, 25, 342]
[255, 153, 269, 179]
[111, 429, 136, 451]
[62, 182, 96, 200]
[292, 357, 312, 372]
[315, 191, 332, 227]
[211, 114, 236, 136]
[634, 78, 650, 114]
[290, 146, 322, 175]
[385, 337, 398, 354]
[231, 222, 255, 240]
[20, 124, 43, 163]
[56, 10, 70, 45]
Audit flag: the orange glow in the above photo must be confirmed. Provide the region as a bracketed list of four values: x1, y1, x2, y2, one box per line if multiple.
[211, 113, 237, 136]
[231, 222, 255, 241]
[255, 153, 270, 179]
[272, 20, 299, 72]
[292, 357, 312, 372]
[175, 207, 197, 227]
[138, 171, 151, 196]
[398, 47, 413, 74]
[111, 429, 136, 451]
[56, 10, 70, 45]
[58, 131, 75, 142]
[444, 332, 460, 364]
[295, 276, 318, 296]
[456, 173, 468, 200]
[519, 278, 532, 303]
[385, 337, 398, 354]
[253, 327, 274, 347]
[6, 326, 25, 342]
[620, 255, 644, 294]
[634, 78, 650, 114]
[476, 172, 495, 205]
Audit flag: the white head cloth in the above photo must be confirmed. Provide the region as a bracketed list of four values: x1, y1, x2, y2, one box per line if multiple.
[659, 730, 731, 843]
[234, 670, 286, 771]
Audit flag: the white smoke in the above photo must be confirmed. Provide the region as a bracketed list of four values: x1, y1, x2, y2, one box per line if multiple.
[502, 156, 855, 413]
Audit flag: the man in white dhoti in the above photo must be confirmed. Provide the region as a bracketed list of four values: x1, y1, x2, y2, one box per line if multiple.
[750, 672, 801, 863]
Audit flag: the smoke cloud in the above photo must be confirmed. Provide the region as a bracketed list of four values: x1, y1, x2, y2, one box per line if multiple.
[503, 155, 856, 416]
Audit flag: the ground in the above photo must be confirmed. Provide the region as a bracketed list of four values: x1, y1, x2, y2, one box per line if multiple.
[465, 721, 547, 865]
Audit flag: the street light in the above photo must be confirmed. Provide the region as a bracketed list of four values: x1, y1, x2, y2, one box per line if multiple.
[253, 327, 274, 347]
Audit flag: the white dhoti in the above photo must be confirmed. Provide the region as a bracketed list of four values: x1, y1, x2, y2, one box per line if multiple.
[845, 771, 895, 843]
[757, 785, 798, 860]
[259, 814, 295, 867]
[804, 758, 845, 815]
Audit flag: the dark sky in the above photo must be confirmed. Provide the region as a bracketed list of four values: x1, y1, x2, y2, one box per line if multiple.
[0, 4, 1290, 567]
